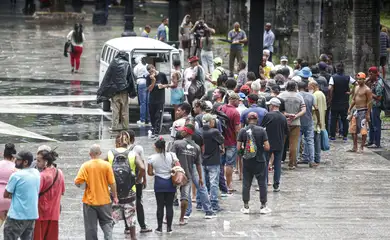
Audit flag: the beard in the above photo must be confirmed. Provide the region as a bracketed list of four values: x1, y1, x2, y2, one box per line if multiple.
[15, 162, 24, 169]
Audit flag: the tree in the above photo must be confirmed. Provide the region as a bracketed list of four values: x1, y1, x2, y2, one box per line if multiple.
[274, 0, 294, 58]
[321, 0, 349, 63]
[297, 0, 321, 64]
[352, 0, 381, 74]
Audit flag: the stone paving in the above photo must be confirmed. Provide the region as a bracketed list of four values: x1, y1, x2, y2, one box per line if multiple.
[0, 136, 390, 239]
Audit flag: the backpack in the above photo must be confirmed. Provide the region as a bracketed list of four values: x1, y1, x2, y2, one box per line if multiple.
[216, 67, 227, 80]
[380, 79, 390, 111]
[111, 149, 136, 200]
[214, 105, 230, 134]
[243, 125, 257, 160]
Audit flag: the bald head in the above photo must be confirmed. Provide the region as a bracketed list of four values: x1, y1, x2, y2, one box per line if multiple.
[234, 22, 240, 31]
[265, 23, 272, 31]
[89, 144, 102, 158]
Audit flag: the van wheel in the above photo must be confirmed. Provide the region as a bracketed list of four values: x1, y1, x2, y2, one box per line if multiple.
[102, 100, 111, 112]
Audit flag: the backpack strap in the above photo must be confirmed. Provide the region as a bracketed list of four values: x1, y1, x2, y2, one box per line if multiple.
[39, 168, 59, 197]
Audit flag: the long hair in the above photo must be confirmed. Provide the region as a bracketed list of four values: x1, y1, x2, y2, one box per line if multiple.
[204, 29, 210, 46]
[116, 131, 131, 148]
[39, 149, 59, 167]
[72, 23, 83, 44]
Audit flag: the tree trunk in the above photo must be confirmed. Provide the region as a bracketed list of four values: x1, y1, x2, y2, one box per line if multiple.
[321, 0, 349, 63]
[229, 0, 248, 33]
[297, 0, 321, 65]
[275, 0, 294, 58]
[50, 0, 65, 12]
[352, 0, 381, 74]
[264, 0, 276, 24]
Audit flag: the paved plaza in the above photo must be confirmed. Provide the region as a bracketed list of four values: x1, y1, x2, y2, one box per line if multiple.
[1, 1, 390, 239]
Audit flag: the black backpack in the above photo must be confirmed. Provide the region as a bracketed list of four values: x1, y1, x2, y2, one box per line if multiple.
[214, 105, 230, 134]
[111, 149, 136, 200]
[380, 79, 390, 111]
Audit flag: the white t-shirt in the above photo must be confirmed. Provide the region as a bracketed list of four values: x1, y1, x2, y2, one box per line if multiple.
[148, 152, 178, 179]
[183, 67, 195, 94]
[329, 76, 356, 85]
[273, 64, 294, 79]
[67, 30, 86, 47]
[133, 63, 148, 85]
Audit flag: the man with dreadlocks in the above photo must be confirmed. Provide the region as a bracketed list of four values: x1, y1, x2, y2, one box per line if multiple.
[107, 131, 145, 239]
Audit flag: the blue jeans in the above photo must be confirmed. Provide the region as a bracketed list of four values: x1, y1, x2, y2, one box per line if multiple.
[369, 107, 382, 146]
[266, 150, 282, 187]
[314, 131, 321, 163]
[185, 165, 213, 216]
[203, 165, 220, 210]
[221, 146, 237, 166]
[138, 83, 149, 122]
[297, 125, 315, 163]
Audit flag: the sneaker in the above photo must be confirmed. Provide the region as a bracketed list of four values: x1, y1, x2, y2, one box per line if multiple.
[196, 205, 203, 211]
[205, 212, 217, 219]
[173, 199, 179, 206]
[167, 228, 173, 234]
[137, 120, 145, 125]
[329, 137, 336, 141]
[288, 166, 296, 170]
[151, 135, 157, 140]
[74, 70, 79, 73]
[212, 207, 223, 212]
[221, 192, 232, 197]
[71, 68, 74, 73]
[273, 185, 280, 192]
[140, 227, 152, 233]
[309, 162, 318, 168]
[155, 228, 162, 234]
[240, 207, 250, 214]
[260, 205, 272, 214]
[343, 137, 348, 141]
[183, 215, 190, 219]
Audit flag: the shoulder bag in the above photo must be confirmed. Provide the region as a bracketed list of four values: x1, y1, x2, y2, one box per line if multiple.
[39, 168, 59, 197]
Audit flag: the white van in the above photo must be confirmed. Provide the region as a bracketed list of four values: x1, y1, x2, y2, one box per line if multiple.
[99, 37, 183, 119]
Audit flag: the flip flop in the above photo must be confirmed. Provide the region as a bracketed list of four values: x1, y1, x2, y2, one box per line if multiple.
[179, 221, 188, 226]
[346, 149, 357, 153]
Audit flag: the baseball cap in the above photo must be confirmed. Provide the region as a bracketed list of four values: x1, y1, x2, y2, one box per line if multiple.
[37, 145, 51, 154]
[368, 66, 378, 74]
[266, 97, 281, 107]
[247, 112, 258, 120]
[238, 92, 246, 100]
[228, 92, 240, 100]
[177, 123, 195, 135]
[202, 113, 216, 124]
[318, 61, 328, 71]
[280, 56, 288, 62]
[188, 56, 199, 63]
[13, 150, 34, 165]
[356, 72, 366, 79]
[213, 57, 223, 65]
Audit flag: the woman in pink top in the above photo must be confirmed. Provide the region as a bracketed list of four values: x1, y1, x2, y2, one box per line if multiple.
[0, 143, 17, 227]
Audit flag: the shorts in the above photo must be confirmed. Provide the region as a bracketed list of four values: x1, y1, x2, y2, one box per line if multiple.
[380, 56, 387, 67]
[112, 199, 137, 227]
[180, 182, 191, 201]
[349, 109, 368, 135]
[171, 88, 184, 105]
[221, 146, 237, 166]
[4, 217, 35, 240]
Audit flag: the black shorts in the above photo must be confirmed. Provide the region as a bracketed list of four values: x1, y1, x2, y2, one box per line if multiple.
[380, 56, 387, 67]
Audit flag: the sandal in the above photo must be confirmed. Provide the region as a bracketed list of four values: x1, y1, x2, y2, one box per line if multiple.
[346, 149, 357, 153]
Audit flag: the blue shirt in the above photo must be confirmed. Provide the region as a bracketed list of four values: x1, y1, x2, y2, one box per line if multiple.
[6, 168, 40, 220]
[157, 23, 167, 42]
[299, 91, 315, 127]
[141, 30, 149, 38]
[263, 30, 275, 52]
[241, 105, 268, 126]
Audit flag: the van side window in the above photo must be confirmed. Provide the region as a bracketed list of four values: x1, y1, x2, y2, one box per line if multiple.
[107, 48, 112, 63]
[101, 45, 107, 61]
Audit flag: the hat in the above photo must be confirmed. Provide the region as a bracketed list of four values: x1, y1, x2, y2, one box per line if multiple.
[204, 101, 213, 111]
[228, 92, 240, 100]
[247, 112, 258, 120]
[280, 56, 288, 62]
[202, 113, 216, 123]
[213, 57, 223, 65]
[356, 72, 366, 79]
[298, 67, 312, 78]
[266, 97, 281, 107]
[368, 66, 378, 74]
[37, 145, 51, 154]
[188, 56, 199, 63]
[240, 85, 250, 93]
[318, 61, 328, 71]
[247, 93, 259, 103]
[13, 150, 34, 165]
[238, 92, 246, 100]
[177, 123, 195, 135]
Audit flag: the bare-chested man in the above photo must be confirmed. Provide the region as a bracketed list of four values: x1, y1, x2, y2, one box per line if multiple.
[347, 72, 372, 153]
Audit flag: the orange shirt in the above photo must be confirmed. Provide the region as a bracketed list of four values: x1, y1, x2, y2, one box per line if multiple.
[74, 159, 115, 206]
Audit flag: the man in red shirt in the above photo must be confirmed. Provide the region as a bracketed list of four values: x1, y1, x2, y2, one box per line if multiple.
[34, 148, 65, 240]
[219, 92, 241, 192]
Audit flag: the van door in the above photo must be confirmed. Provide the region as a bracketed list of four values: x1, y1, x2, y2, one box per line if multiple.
[99, 45, 109, 85]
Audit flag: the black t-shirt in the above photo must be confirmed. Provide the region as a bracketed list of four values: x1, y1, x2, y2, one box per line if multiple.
[265, 96, 286, 112]
[171, 138, 201, 180]
[146, 72, 168, 104]
[200, 125, 225, 166]
[192, 130, 204, 149]
[261, 111, 288, 151]
[237, 125, 268, 162]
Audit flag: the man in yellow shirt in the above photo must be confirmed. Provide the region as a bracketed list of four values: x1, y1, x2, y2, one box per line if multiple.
[74, 144, 118, 240]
